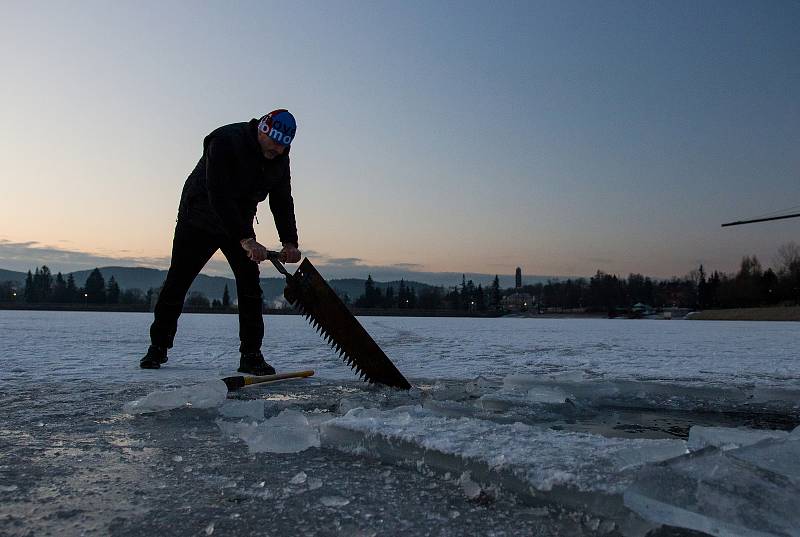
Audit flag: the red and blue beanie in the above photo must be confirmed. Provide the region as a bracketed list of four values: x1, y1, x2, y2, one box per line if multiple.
[258, 109, 296, 146]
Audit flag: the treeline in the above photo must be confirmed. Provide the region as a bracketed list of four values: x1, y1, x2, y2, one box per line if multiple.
[0, 266, 240, 310]
[346, 243, 800, 313]
[347, 275, 503, 312]
[521, 245, 800, 312]
[5, 242, 800, 314]
[0, 266, 150, 304]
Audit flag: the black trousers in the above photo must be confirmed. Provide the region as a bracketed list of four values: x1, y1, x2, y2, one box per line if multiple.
[149, 221, 263, 353]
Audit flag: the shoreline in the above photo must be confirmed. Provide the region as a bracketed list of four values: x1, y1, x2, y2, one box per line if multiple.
[4, 302, 800, 321]
[688, 306, 800, 322]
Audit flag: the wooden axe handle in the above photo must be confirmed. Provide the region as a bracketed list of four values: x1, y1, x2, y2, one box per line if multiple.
[222, 370, 315, 391]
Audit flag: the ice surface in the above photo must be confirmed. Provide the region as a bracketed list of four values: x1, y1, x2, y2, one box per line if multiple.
[4, 312, 800, 390]
[625, 435, 800, 536]
[122, 380, 228, 414]
[321, 405, 686, 530]
[496, 375, 800, 415]
[218, 399, 266, 420]
[687, 425, 789, 452]
[216, 409, 322, 453]
[4, 312, 800, 536]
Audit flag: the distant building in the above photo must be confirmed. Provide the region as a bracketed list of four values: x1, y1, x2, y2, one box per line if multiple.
[501, 292, 535, 312]
[515, 267, 522, 288]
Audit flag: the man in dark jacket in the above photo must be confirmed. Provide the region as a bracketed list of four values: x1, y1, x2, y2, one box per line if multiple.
[140, 109, 301, 374]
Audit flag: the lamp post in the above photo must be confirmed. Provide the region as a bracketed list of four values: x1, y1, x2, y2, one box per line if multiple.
[84, 292, 88, 308]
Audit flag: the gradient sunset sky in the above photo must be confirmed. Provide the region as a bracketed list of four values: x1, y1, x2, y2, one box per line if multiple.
[1, 1, 798, 281]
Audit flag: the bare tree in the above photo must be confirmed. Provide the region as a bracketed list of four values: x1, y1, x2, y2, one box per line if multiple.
[774, 242, 800, 275]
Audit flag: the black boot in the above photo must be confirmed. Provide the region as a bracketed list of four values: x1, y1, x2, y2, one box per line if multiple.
[140, 345, 168, 369]
[238, 351, 276, 376]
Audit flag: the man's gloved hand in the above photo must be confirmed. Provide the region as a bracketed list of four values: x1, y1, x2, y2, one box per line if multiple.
[280, 243, 301, 263]
[240, 238, 270, 263]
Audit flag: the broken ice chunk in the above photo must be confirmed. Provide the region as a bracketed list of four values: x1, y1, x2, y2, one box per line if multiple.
[687, 426, 789, 452]
[624, 435, 800, 536]
[123, 380, 228, 414]
[289, 472, 307, 485]
[526, 386, 571, 404]
[320, 496, 350, 507]
[307, 477, 323, 490]
[459, 471, 481, 499]
[321, 405, 686, 531]
[216, 410, 319, 453]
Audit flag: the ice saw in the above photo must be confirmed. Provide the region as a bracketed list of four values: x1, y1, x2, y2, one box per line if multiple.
[267, 252, 411, 390]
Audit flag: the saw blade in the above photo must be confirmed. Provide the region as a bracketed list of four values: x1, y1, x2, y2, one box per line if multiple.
[283, 259, 411, 390]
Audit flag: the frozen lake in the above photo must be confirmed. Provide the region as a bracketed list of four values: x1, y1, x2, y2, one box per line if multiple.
[1, 311, 798, 536]
[2, 311, 798, 388]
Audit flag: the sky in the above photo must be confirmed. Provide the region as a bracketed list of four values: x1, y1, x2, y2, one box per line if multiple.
[1, 0, 799, 283]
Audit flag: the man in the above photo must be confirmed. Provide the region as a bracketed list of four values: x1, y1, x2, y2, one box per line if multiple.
[140, 109, 301, 375]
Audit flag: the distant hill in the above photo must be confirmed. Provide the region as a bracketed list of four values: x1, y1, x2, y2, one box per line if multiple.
[0, 269, 26, 286]
[1, 264, 573, 302]
[0, 265, 435, 303]
[68, 266, 288, 303]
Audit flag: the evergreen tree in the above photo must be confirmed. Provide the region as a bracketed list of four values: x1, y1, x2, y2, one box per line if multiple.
[418, 286, 444, 310]
[185, 292, 210, 308]
[407, 287, 417, 308]
[476, 284, 486, 311]
[696, 265, 708, 309]
[66, 274, 78, 302]
[24, 270, 34, 302]
[222, 285, 231, 308]
[490, 275, 501, 310]
[464, 279, 476, 310]
[384, 285, 395, 308]
[35, 266, 53, 302]
[364, 275, 376, 307]
[356, 275, 383, 307]
[106, 276, 120, 304]
[120, 288, 145, 305]
[52, 272, 68, 302]
[398, 279, 407, 308]
[84, 268, 106, 304]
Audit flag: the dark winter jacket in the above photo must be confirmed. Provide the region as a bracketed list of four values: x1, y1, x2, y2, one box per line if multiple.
[177, 119, 298, 246]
